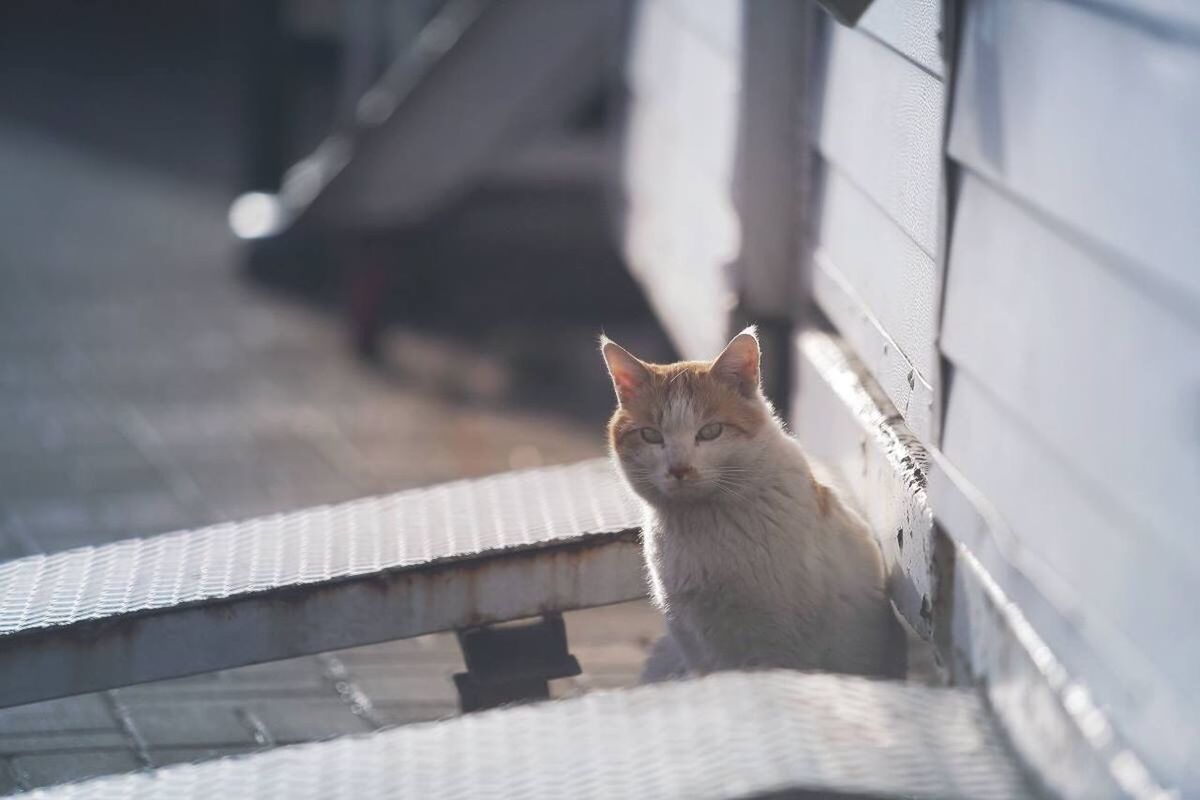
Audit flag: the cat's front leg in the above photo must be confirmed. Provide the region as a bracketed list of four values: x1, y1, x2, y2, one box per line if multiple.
[663, 613, 718, 673]
[639, 633, 688, 683]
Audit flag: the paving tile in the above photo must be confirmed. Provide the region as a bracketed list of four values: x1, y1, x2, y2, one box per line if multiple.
[146, 746, 259, 769]
[128, 403, 327, 447]
[11, 750, 142, 789]
[116, 658, 329, 700]
[349, 670, 460, 708]
[171, 441, 358, 511]
[0, 462, 74, 500]
[372, 702, 460, 727]
[0, 695, 115, 736]
[570, 642, 656, 671]
[2, 494, 189, 553]
[0, 730, 129, 755]
[14, 527, 128, 555]
[0, 519, 36, 561]
[0, 758, 25, 795]
[65, 449, 172, 496]
[564, 600, 665, 646]
[0, 402, 127, 454]
[4, 500, 95, 542]
[92, 491, 198, 538]
[238, 699, 375, 743]
[122, 702, 256, 748]
[333, 633, 463, 666]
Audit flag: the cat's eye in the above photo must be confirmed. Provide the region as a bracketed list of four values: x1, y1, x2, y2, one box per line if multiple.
[697, 422, 723, 442]
[640, 428, 664, 445]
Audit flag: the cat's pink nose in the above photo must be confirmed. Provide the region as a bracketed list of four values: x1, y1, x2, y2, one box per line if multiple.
[668, 465, 695, 480]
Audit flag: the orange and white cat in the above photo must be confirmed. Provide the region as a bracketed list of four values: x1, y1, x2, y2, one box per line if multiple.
[602, 327, 904, 678]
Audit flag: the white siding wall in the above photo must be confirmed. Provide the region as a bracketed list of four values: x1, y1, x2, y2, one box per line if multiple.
[621, 0, 743, 360]
[807, 1, 943, 440]
[800, 0, 1200, 785]
[941, 0, 1200, 788]
[620, 0, 1198, 790]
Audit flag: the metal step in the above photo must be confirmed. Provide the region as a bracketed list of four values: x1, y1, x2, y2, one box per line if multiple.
[0, 459, 644, 709]
[25, 670, 1034, 800]
[236, 0, 621, 238]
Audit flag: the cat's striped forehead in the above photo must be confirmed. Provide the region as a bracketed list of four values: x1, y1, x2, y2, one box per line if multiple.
[630, 363, 720, 423]
[607, 361, 766, 447]
[660, 388, 699, 429]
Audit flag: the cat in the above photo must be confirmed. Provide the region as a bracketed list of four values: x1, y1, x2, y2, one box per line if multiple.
[601, 327, 905, 679]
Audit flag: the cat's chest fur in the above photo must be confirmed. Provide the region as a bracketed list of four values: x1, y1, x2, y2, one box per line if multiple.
[641, 462, 899, 677]
[644, 489, 822, 610]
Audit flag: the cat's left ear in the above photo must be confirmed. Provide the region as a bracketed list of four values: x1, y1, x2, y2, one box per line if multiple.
[711, 327, 760, 398]
[600, 335, 652, 406]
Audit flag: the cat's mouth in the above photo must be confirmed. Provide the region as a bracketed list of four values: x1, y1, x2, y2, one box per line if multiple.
[654, 475, 713, 501]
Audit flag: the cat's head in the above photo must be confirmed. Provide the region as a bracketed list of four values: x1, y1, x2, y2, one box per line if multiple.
[601, 328, 773, 506]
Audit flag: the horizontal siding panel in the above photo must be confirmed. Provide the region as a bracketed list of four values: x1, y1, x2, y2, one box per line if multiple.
[942, 174, 1200, 564]
[942, 372, 1200, 786]
[812, 160, 937, 379]
[812, 17, 944, 255]
[812, 254, 934, 440]
[950, 0, 1200, 309]
[858, 0, 942, 77]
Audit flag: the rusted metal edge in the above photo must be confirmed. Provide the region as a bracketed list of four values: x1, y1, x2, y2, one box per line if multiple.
[810, 251, 936, 442]
[793, 331, 936, 642]
[796, 330, 1171, 796]
[0, 526, 638, 642]
[0, 531, 645, 709]
[798, 327, 930, 489]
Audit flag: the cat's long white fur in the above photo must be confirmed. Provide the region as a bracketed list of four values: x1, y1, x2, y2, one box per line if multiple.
[639, 420, 903, 677]
[603, 330, 903, 678]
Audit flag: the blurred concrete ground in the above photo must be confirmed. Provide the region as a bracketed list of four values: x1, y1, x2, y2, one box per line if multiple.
[0, 2, 668, 791]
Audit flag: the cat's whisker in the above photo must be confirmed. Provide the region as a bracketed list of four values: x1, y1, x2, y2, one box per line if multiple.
[712, 478, 753, 505]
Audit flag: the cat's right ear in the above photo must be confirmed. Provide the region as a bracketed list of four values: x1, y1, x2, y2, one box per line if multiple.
[711, 327, 761, 398]
[600, 335, 651, 406]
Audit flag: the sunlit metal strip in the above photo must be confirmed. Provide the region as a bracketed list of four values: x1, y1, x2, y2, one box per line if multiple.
[29, 669, 1031, 800]
[0, 459, 644, 709]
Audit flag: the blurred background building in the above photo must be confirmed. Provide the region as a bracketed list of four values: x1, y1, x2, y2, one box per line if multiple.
[0, 0, 1197, 795]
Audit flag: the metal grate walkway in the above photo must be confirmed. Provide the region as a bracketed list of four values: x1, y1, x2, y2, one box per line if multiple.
[26, 670, 1032, 800]
[0, 460, 644, 708]
[0, 454, 1039, 798]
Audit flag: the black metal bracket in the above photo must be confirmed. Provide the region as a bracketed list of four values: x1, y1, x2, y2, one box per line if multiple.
[453, 613, 581, 712]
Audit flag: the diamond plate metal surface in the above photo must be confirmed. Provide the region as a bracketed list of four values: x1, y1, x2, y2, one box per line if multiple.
[27, 670, 1032, 800]
[0, 460, 646, 708]
[0, 459, 638, 637]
